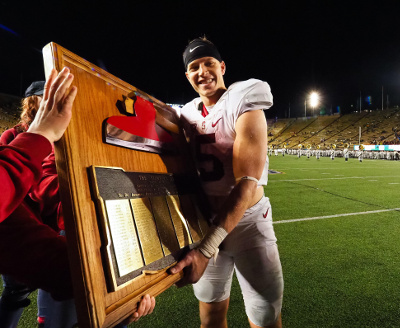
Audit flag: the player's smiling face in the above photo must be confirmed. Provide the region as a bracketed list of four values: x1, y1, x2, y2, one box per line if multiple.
[186, 56, 226, 106]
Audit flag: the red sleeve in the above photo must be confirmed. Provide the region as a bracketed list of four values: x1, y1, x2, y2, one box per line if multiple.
[29, 149, 63, 231]
[0, 128, 18, 145]
[0, 133, 52, 223]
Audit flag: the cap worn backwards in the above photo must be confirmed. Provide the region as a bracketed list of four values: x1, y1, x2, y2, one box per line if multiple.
[183, 38, 222, 71]
[24, 81, 45, 98]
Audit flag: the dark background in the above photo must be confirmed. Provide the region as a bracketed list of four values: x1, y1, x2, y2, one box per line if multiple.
[1, 0, 399, 118]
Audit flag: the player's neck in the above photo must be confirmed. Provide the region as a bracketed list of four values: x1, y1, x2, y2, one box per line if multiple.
[200, 88, 227, 107]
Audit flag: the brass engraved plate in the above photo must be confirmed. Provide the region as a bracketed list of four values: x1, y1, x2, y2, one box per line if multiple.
[92, 167, 210, 288]
[166, 195, 192, 248]
[150, 196, 180, 256]
[179, 194, 203, 243]
[105, 199, 144, 276]
[130, 198, 164, 264]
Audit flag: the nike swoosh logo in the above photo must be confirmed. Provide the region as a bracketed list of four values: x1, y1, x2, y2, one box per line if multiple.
[263, 208, 269, 218]
[212, 118, 222, 127]
[189, 45, 203, 53]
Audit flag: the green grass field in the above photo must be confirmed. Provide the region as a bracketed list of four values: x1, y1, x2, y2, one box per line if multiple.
[1, 154, 400, 327]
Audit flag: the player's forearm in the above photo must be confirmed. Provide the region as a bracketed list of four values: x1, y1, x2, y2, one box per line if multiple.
[197, 180, 260, 259]
[213, 180, 260, 233]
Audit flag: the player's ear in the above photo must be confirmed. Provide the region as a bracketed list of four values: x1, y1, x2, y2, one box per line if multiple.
[220, 61, 226, 75]
[185, 72, 190, 80]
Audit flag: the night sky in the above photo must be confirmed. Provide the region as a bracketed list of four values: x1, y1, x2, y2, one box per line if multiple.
[1, 0, 400, 118]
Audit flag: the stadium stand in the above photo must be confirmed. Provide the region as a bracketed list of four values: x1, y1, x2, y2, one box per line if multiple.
[0, 93, 20, 135]
[268, 108, 400, 150]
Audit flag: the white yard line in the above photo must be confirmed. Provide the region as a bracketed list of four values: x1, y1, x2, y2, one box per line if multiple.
[269, 175, 400, 182]
[274, 208, 400, 224]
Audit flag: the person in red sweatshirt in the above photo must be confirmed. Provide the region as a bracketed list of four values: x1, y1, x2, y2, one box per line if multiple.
[0, 68, 155, 327]
[0, 79, 80, 327]
[0, 80, 51, 327]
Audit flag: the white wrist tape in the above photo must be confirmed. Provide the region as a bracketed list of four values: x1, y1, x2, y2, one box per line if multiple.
[197, 225, 228, 259]
[235, 176, 259, 184]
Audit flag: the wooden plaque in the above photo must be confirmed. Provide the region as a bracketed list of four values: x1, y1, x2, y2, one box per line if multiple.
[42, 42, 209, 328]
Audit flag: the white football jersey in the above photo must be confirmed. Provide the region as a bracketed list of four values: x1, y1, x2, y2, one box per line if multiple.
[179, 79, 272, 196]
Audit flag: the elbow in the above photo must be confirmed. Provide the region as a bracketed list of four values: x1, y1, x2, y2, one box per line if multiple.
[235, 179, 259, 200]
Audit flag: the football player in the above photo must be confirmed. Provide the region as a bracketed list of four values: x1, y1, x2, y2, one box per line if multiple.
[171, 37, 283, 328]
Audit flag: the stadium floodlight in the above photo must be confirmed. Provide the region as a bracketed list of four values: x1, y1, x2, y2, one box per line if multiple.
[309, 92, 319, 108]
[305, 91, 320, 117]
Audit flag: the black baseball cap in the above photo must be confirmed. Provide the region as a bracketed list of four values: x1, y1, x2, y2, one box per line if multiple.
[24, 81, 45, 97]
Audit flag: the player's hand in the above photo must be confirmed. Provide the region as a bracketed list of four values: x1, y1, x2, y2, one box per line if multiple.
[121, 294, 156, 324]
[169, 248, 209, 288]
[28, 67, 77, 143]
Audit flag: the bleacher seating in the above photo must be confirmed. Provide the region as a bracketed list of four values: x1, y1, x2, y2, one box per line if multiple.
[0, 93, 21, 135]
[0, 110, 19, 134]
[268, 108, 400, 149]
